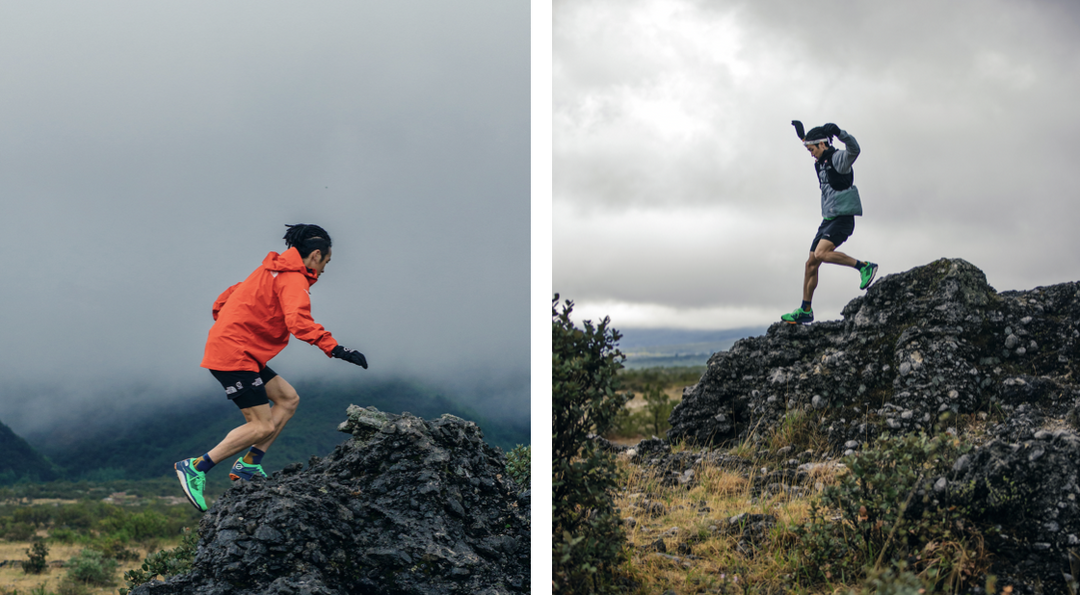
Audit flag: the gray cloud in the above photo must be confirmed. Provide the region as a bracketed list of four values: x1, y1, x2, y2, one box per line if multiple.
[0, 2, 529, 433]
[554, 0, 1080, 330]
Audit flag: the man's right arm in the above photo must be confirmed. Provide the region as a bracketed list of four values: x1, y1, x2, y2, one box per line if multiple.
[829, 126, 861, 173]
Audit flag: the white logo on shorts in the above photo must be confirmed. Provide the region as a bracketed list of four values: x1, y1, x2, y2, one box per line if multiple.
[225, 385, 238, 395]
[252, 377, 264, 387]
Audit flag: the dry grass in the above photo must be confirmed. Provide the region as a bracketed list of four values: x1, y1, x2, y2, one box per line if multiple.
[613, 448, 854, 595]
[0, 540, 172, 595]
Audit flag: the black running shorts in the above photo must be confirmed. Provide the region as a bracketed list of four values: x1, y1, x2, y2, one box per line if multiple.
[810, 216, 855, 252]
[209, 367, 278, 409]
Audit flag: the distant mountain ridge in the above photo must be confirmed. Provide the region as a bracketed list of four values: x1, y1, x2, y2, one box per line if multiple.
[618, 327, 765, 368]
[0, 418, 58, 484]
[22, 377, 528, 489]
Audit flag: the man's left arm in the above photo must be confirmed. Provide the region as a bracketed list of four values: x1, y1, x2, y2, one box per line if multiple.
[276, 273, 338, 355]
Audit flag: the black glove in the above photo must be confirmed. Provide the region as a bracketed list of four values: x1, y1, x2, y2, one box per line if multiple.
[331, 345, 368, 369]
[822, 123, 841, 138]
[791, 120, 805, 140]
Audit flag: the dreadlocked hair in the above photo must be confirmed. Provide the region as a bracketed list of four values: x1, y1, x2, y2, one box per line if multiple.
[283, 224, 332, 259]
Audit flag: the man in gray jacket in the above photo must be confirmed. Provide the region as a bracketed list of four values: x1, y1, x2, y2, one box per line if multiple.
[781, 121, 877, 324]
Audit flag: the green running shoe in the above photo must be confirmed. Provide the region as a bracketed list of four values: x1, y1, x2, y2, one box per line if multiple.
[859, 262, 879, 290]
[229, 457, 267, 482]
[174, 458, 207, 512]
[781, 307, 814, 325]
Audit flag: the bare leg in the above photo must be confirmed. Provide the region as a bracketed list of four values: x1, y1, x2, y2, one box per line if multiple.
[207, 404, 275, 463]
[803, 239, 860, 302]
[252, 376, 300, 453]
[803, 251, 820, 303]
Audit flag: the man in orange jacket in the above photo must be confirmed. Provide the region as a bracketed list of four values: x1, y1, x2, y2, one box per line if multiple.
[174, 224, 368, 512]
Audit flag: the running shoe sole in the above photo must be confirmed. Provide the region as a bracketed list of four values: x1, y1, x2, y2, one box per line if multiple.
[781, 311, 814, 325]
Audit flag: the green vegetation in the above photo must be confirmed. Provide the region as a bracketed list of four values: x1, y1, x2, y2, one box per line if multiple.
[617, 367, 706, 393]
[796, 432, 987, 592]
[0, 420, 59, 484]
[119, 529, 197, 595]
[552, 295, 630, 594]
[22, 541, 49, 574]
[609, 367, 703, 439]
[1, 498, 200, 549]
[615, 383, 677, 438]
[0, 481, 201, 595]
[505, 444, 530, 492]
[4, 377, 527, 498]
[63, 549, 118, 587]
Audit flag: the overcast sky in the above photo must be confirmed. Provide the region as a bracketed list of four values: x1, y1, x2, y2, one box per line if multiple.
[0, 2, 529, 434]
[554, 0, 1080, 331]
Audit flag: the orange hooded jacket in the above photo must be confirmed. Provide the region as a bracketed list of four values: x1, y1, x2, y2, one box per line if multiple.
[201, 247, 338, 372]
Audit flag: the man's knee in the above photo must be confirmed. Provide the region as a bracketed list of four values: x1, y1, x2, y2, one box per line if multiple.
[267, 378, 300, 412]
[278, 388, 300, 413]
[242, 418, 276, 443]
[255, 419, 276, 442]
[812, 247, 833, 263]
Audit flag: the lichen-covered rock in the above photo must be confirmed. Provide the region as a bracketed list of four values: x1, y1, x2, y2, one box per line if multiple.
[130, 408, 529, 595]
[669, 258, 1080, 450]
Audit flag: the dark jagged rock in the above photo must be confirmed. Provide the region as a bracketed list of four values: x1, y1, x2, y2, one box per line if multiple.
[670, 258, 1080, 450]
[662, 258, 1080, 592]
[944, 430, 1080, 592]
[131, 407, 529, 595]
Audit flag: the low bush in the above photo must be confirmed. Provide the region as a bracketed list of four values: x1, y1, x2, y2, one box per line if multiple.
[22, 540, 49, 574]
[505, 444, 530, 491]
[64, 549, 118, 587]
[120, 528, 197, 595]
[3, 521, 36, 542]
[796, 432, 988, 592]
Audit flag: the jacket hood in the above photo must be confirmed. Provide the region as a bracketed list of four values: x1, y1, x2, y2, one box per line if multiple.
[262, 248, 319, 284]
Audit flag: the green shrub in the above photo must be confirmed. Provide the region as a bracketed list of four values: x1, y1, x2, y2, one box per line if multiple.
[796, 432, 987, 592]
[119, 528, 197, 595]
[22, 540, 49, 574]
[640, 384, 676, 437]
[552, 295, 629, 594]
[64, 549, 118, 587]
[98, 510, 169, 543]
[505, 444, 530, 491]
[610, 386, 676, 439]
[46, 527, 78, 544]
[847, 561, 929, 595]
[88, 534, 140, 561]
[5, 521, 36, 541]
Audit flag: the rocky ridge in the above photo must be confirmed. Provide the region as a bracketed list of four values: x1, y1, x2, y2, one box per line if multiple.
[656, 258, 1080, 593]
[131, 407, 529, 595]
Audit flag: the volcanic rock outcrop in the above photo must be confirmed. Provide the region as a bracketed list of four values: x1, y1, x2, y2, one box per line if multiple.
[670, 258, 1080, 448]
[666, 258, 1080, 593]
[131, 407, 529, 595]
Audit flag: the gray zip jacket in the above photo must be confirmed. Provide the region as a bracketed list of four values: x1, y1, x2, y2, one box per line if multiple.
[817, 129, 862, 219]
